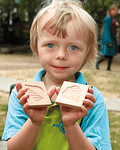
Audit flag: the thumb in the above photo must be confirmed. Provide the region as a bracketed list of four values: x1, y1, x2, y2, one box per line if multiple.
[47, 85, 56, 99]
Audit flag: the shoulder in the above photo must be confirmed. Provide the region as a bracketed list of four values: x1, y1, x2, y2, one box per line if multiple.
[104, 15, 111, 22]
[92, 86, 104, 104]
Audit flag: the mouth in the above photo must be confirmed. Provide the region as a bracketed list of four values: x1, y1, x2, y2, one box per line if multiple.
[52, 66, 68, 71]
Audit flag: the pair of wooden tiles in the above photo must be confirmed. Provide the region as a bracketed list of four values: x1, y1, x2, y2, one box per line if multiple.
[21, 81, 89, 109]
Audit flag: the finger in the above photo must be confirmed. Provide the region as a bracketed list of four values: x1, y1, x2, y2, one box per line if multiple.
[85, 93, 96, 103]
[23, 103, 30, 115]
[47, 85, 56, 99]
[80, 106, 88, 117]
[88, 87, 94, 94]
[23, 104, 47, 113]
[83, 99, 94, 110]
[16, 82, 22, 92]
[56, 87, 60, 95]
[19, 94, 29, 106]
[16, 87, 28, 100]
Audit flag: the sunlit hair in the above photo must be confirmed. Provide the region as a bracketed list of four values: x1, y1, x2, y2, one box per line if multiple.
[30, 0, 98, 67]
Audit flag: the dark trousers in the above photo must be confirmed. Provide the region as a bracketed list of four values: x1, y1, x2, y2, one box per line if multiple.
[114, 37, 117, 53]
[97, 55, 113, 70]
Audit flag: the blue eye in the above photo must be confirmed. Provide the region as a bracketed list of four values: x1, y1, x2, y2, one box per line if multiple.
[70, 45, 77, 50]
[47, 43, 55, 48]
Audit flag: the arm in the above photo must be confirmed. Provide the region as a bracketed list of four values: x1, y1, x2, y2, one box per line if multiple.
[60, 87, 96, 150]
[7, 83, 57, 150]
[65, 122, 96, 150]
[8, 118, 41, 150]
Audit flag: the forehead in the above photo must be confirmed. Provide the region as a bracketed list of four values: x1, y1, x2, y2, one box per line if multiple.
[38, 15, 88, 41]
[111, 7, 118, 12]
[66, 19, 88, 42]
[38, 18, 88, 52]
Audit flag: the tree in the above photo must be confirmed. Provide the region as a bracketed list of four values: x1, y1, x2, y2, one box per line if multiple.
[0, 0, 42, 44]
[0, 0, 43, 25]
[18, 0, 43, 24]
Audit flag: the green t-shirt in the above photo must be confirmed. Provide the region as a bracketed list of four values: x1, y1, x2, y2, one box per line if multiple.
[33, 102, 81, 150]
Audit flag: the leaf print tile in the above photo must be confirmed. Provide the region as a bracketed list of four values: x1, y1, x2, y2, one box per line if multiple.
[56, 81, 89, 108]
[21, 81, 52, 108]
[62, 85, 81, 103]
[27, 85, 44, 101]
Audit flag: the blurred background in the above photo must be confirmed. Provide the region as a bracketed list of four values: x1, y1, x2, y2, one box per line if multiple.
[0, 1, 120, 149]
[0, 0, 120, 53]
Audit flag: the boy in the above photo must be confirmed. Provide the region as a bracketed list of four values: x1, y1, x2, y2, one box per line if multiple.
[2, 0, 111, 149]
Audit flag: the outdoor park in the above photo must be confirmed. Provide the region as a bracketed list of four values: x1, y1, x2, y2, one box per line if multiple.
[0, 0, 120, 150]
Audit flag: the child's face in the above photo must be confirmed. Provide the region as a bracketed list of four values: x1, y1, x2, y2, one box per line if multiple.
[36, 20, 87, 82]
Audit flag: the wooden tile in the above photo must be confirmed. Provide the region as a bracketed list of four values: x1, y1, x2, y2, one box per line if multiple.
[21, 81, 51, 108]
[56, 81, 89, 109]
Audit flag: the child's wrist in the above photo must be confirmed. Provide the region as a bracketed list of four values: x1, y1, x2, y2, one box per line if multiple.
[64, 122, 78, 129]
[28, 118, 42, 127]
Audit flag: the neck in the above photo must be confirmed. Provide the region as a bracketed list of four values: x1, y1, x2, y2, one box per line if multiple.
[42, 73, 76, 91]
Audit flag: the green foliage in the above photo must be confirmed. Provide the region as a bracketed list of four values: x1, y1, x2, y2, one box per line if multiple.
[18, 0, 43, 23]
[0, 0, 15, 13]
[0, 0, 43, 24]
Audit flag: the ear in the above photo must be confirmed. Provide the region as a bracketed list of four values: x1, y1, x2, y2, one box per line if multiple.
[34, 50, 39, 58]
[33, 39, 39, 58]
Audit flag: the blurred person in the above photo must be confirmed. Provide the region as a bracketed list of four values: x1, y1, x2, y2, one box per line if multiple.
[96, 4, 118, 71]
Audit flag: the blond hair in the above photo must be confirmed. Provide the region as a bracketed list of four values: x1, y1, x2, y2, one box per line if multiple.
[30, 0, 98, 67]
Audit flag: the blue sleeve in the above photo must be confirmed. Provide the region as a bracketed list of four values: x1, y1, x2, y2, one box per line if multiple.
[102, 17, 112, 45]
[2, 87, 28, 141]
[81, 87, 111, 150]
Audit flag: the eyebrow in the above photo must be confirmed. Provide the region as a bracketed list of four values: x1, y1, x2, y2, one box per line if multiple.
[40, 29, 86, 50]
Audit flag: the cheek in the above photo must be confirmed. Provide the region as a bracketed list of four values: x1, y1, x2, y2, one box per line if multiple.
[72, 53, 87, 69]
[37, 51, 45, 65]
[70, 57, 83, 69]
[38, 53, 51, 67]
[72, 52, 86, 63]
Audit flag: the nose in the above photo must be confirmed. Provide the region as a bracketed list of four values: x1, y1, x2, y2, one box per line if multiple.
[55, 48, 67, 60]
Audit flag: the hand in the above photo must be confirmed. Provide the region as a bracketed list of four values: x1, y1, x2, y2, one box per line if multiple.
[115, 21, 119, 26]
[108, 43, 112, 47]
[60, 87, 96, 127]
[16, 83, 57, 126]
